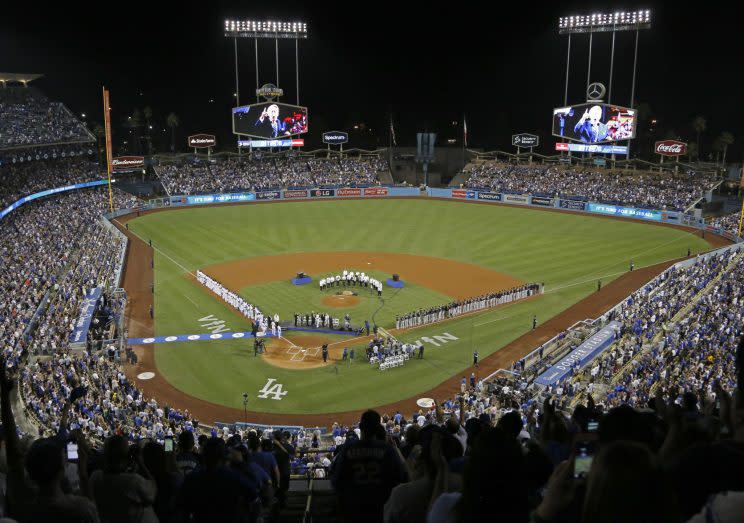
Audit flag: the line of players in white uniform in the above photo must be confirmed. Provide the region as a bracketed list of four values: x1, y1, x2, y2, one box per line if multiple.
[196, 270, 282, 337]
[319, 270, 383, 296]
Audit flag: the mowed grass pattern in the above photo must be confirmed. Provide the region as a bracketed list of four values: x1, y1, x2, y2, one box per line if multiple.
[126, 199, 709, 414]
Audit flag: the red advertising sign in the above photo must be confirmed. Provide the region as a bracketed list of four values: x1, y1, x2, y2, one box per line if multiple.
[363, 187, 389, 196]
[112, 156, 145, 171]
[337, 188, 362, 197]
[283, 189, 308, 199]
[654, 140, 687, 157]
[451, 189, 468, 199]
[555, 142, 569, 151]
[187, 134, 216, 148]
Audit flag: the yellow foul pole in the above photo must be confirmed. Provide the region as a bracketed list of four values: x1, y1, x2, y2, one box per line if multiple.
[103, 87, 114, 213]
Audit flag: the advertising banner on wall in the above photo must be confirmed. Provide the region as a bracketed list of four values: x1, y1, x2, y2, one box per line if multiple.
[256, 191, 282, 200]
[336, 188, 362, 197]
[451, 189, 476, 199]
[283, 189, 308, 199]
[363, 187, 389, 196]
[559, 199, 587, 210]
[531, 196, 555, 207]
[186, 193, 256, 205]
[476, 191, 502, 201]
[586, 203, 662, 221]
[503, 194, 530, 205]
[310, 189, 335, 197]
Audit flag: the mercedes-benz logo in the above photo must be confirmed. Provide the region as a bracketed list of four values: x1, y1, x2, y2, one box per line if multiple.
[587, 82, 606, 101]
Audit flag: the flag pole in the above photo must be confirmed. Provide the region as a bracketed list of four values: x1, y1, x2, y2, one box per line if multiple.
[103, 87, 114, 213]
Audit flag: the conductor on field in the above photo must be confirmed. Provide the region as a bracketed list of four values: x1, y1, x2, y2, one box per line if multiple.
[322, 344, 329, 363]
[473, 350, 479, 368]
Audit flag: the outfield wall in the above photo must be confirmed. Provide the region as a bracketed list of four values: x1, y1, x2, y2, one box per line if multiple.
[106, 186, 743, 243]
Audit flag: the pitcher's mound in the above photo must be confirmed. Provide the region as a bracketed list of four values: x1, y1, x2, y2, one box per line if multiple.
[322, 294, 361, 308]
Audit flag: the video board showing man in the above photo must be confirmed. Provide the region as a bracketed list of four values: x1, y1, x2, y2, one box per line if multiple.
[233, 103, 308, 138]
[573, 105, 608, 143]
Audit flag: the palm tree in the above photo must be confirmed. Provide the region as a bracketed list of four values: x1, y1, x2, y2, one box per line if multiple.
[692, 116, 707, 161]
[718, 131, 734, 166]
[687, 142, 698, 162]
[166, 112, 180, 153]
[712, 136, 724, 165]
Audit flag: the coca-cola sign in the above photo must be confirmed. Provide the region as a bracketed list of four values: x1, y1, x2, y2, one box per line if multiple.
[188, 134, 216, 148]
[111, 156, 145, 171]
[654, 140, 687, 157]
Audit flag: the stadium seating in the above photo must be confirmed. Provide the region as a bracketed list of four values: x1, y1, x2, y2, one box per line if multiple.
[0, 87, 94, 148]
[462, 160, 718, 211]
[156, 155, 388, 195]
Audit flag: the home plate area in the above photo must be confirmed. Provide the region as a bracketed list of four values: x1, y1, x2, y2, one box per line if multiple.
[287, 345, 320, 361]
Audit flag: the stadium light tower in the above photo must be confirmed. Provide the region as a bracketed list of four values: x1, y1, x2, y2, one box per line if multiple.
[224, 19, 308, 106]
[558, 10, 651, 159]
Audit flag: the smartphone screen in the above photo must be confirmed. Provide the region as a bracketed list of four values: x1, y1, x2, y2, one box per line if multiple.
[164, 438, 174, 453]
[573, 442, 594, 478]
[66, 442, 79, 462]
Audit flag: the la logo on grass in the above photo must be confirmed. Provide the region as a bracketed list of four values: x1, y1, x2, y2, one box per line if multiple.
[257, 378, 287, 400]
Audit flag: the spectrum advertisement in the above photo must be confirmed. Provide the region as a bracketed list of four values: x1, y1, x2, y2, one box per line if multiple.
[586, 203, 662, 221]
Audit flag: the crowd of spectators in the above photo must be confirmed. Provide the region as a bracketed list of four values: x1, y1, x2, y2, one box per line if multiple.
[710, 210, 743, 238]
[463, 161, 718, 210]
[0, 158, 103, 209]
[157, 155, 387, 195]
[0, 87, 93, 148]
[1, 186, 137, 368]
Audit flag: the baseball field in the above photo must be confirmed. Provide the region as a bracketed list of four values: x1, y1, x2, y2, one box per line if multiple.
[119, 198, 717, 425]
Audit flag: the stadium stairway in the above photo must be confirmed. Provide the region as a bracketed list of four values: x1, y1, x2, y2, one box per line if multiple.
[282, 478, 339, 523]
[448, 162, 478, 187]
[377, 167, 394, 186]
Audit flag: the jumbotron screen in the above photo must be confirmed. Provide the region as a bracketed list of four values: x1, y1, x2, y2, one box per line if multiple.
[232, 102, 308, 138]
[552, 103, 636, 143]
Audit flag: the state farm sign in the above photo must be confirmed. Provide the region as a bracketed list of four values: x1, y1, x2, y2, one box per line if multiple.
[112, 156, 145, 171]
[654, 140, 687, 157]
[188, 134, 216, 148]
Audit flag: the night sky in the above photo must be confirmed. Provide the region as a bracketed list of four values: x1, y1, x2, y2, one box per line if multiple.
[1, 1, 741, 158]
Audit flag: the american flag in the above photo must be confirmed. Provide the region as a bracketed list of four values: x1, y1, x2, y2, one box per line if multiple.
[463, 116, 468, 147]
[390, 116, 397, 146]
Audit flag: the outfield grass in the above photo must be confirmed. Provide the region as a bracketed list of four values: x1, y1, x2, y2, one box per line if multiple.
[126, 199, 710, 414]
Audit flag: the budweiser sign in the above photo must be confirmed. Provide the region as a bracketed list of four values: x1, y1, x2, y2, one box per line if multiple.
[654, 140, 687, 157]
[188, 134, 216, 148]
[111, 156, 145, 170]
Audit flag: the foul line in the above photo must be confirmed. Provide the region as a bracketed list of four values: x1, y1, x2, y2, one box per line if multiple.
[114, 219, 194, 276]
